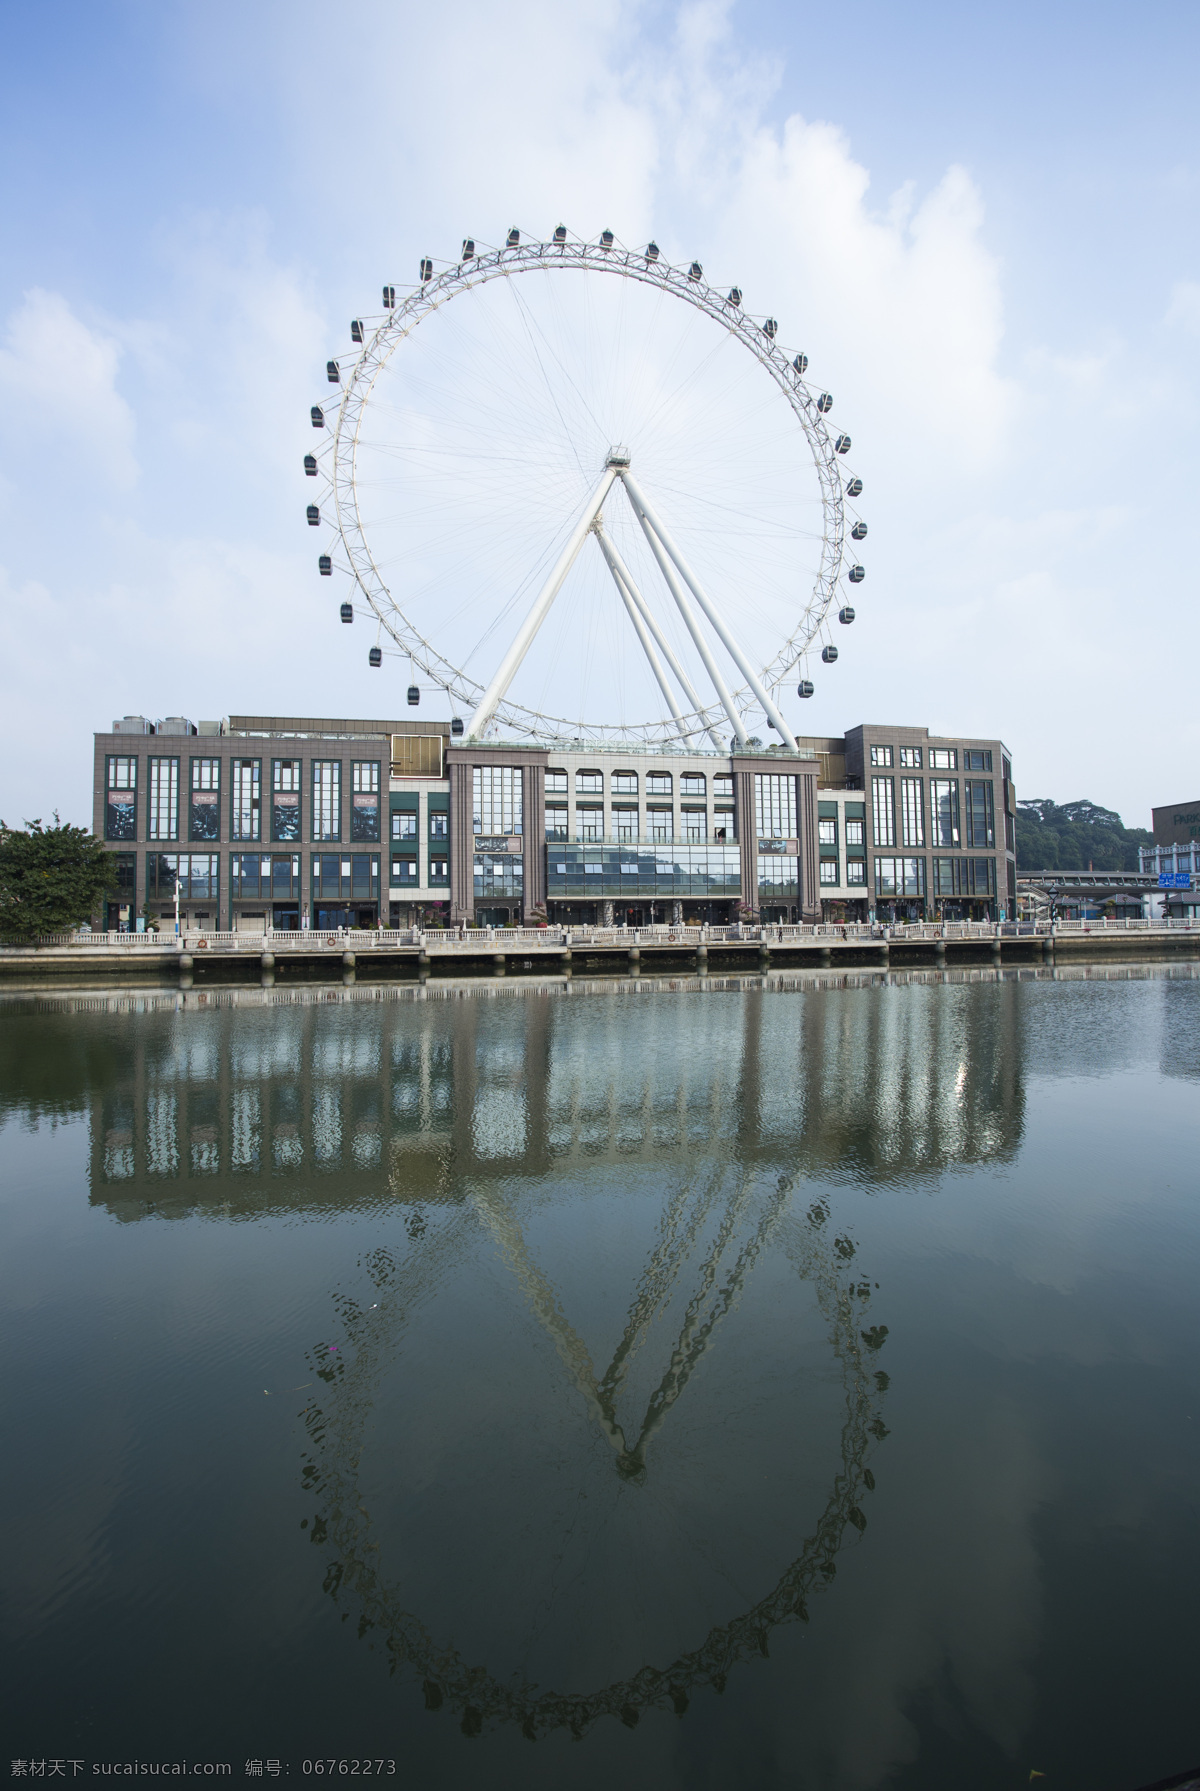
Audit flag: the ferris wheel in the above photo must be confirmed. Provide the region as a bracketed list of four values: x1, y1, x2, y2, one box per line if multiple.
[306, 227, 865, 748]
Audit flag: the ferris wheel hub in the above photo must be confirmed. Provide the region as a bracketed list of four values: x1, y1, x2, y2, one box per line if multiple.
[605, 444, 632, 467]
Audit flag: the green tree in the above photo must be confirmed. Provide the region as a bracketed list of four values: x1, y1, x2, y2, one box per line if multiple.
[0, 816, 115, 942]
[1016, 799, 1151, 873]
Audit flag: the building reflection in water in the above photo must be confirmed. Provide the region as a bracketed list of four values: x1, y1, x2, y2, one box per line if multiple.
[75, 971, 1032, 1735]
[86, 971, 1026, 1217]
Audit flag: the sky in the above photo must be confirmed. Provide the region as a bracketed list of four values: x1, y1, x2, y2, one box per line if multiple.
[1, 0, 1198, 828]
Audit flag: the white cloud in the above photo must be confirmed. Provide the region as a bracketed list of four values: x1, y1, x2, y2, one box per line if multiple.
[0, 290, 138, 491]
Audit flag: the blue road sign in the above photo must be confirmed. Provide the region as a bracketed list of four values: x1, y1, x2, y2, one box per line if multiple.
[1158, 873, 1193, 889]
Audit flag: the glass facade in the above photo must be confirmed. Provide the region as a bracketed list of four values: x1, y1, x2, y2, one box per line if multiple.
[757, 846, 799, 903]
[474, 853, 523, 901]
[189, 759, 220, 842]
[548, 844, 740, 901]
[932, 857, 996, 897]
[473, 766, 522, 835]
[271, 760, 302, 841]
[964, 780, 995, 848]
[351, 761, 381, 842]
[755, 774, 796, 841]
[231, 854, 300, 899]
[231, 759, 261, 842]
[311, 854, 380, 899]
[931, 780, 960, 847]
[105, 756, 138, 841]
[146, 853, 220, 899]
[901, 778, 925, 847]
[875, 856, 926, 898]
[147, 757, 179, 842]
[872, 776, 895, 848]
[312, 761, 341, 841]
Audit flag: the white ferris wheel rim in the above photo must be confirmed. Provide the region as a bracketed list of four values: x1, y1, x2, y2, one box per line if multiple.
[313, 230, 861, 745]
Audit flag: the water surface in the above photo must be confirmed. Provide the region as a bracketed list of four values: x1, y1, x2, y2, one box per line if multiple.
[2, 968, 1198, 1789]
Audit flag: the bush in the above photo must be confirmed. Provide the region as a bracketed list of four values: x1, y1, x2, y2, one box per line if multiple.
[0, 816, 115, 943]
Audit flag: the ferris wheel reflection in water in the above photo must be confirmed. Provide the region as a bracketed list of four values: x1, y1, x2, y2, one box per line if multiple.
[83, 975, 1025, 1737]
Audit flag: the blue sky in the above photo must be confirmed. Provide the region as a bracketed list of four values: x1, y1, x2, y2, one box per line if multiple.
[2, 0, 1198, 825]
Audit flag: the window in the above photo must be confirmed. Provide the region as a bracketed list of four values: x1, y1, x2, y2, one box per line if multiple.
[875, 857, 926, 898]
[931, 780, 960, 847]
[576, 769, 603, 794]
[613, 805, 638, 842]
[113, 852, 136, 892]
[148, 757, 180, 841]
[147, 853, 220, 899]
[429, 856, 448, 885]
[545, 769, 568, 795]
[391, 858, 418, 883]
[965, 749, 993, 772]
[819, 859, 840, 885]
[648, 807, 673, 842]
[351, 761, 381, 842]
[271, 759, 301, 841]
[189, 759, 220, 842]
[899, 746, 922, 769]
[713, 775, 733, 799]
[472, 853, 523, 899]
[681, 808, 706, 842]
[870, 744, 893, 768]
[713, 807, 733, 842]
[575, 804, 604, 841]
[755, 774, 796, 841]
[845, 817, 865, 846]
[933, 857, 994, 897]
[901, 778, 925, 848]
[818, 818, 837, 846]
[105, 756, 138, 841]
[391, 810, 418, 840]
[473, 766, 522, 835]
[646, 772, 672, 795]
[429, 811, 448, 838]
[929, 748, 957, 771]
[964, 780, 995, 848]
[231, 854, 299, 899]
[612, 771, 638, 795]
[846, 859, 866, 886]
[680, 774, 706, 796]
[871, 776, 895, 847]
[312, 761, 341, 841]
[545, 803, 568, 842]
[231, 759, 262, 842]
[311, 854, 380, 899]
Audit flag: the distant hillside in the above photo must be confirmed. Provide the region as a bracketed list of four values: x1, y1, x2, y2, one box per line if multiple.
[1016, 800, 1151, 873]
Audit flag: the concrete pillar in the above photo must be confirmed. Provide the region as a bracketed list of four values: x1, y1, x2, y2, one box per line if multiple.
[493, 953, 507, 975]
[819, 945, 831, 967]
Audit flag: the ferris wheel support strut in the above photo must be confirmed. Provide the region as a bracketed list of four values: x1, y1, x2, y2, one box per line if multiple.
[620, 471, 801, 753]
[465, 465, 619, 740]
[594, 526, 717, 748]
[621, 483, 750, 749]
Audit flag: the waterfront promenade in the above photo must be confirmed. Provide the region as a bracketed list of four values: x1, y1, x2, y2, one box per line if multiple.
[2, 916, 1196, 985]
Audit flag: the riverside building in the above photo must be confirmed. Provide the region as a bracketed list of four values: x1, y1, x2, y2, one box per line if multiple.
[92, 714, 1016, 930]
